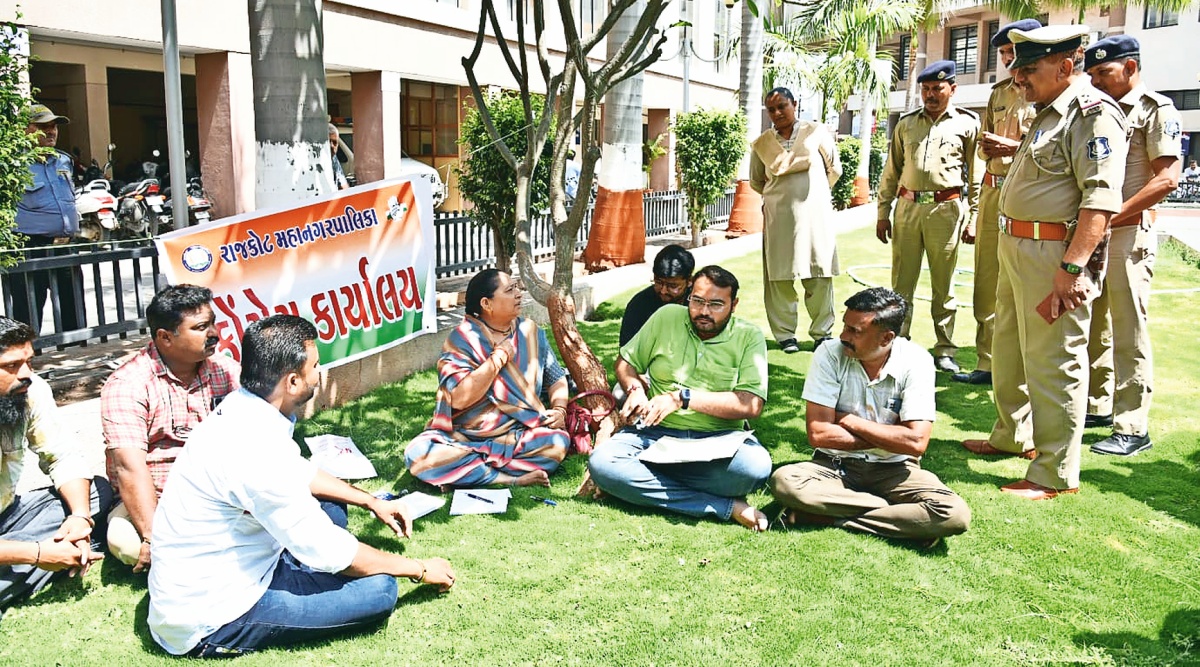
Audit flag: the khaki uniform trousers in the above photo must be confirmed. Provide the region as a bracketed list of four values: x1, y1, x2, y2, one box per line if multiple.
[770, 454, 970, 541]
[763, 275, 835, 342]
[106, 502, 143, 567]
[971, 184, 1002, 372]
[891, 197, 964, 358]
[1086, 224, 1156, 435]
[989, 233, 1094, 489]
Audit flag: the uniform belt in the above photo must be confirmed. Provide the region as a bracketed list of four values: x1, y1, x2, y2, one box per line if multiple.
[999, 215, 1070, 241]
[1112, 208, 1156, 228]
[982, 172, 1005, 188]
[897, 186, 961, 204]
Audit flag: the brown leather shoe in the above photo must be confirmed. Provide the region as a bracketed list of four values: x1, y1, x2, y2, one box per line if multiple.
[999, 479, 1079, 500]
[961, 439, 1037, 460]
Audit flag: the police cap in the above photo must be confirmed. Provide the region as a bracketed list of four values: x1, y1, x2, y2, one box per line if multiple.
[917, 60, 956, 84]
[1009, 25, 1090, 70]
[991, 18, 1043, 48]
[1084, 34, 1139, 71]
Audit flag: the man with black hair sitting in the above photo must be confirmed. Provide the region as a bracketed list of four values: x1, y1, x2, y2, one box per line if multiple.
[619, 244, 695, 346]
[770, 288, 970, 546]
[148, 315, 455, 657]
[0, 317, 112, 620]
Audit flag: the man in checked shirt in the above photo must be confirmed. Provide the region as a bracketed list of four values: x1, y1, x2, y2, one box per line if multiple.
[102, 285, 239, 571]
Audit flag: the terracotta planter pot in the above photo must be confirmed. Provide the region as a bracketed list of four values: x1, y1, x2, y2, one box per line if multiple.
[849, 176, 870, 208]
[583, 187, 646, 272]
[725, 180, 763, 237]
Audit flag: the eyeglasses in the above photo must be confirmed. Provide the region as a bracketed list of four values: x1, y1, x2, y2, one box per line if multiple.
[687, 296, 728, 313]
[653, 278, 688, 291]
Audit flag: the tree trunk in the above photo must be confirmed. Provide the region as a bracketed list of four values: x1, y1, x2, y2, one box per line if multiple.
[248, 0, 332, 209]
[727, 0, 763, 237]
[583, 0, 647, 271]
[850, 41, 877, 207]
[492, 223, 512, 273]
[903, 29, 928, 112]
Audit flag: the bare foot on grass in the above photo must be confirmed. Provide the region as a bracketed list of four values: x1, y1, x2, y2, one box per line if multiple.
[513, 470, 551, 487]
[575, 471, 607, 500]
[731, 499, 768, 532]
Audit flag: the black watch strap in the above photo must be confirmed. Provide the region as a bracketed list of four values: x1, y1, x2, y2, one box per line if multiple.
[1060, 261, 1083, 275]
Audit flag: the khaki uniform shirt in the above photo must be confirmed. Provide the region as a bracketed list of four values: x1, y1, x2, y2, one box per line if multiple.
[980, 78, 1036, 177]
[1118, 83, 1182, 202]
[878, 104, 982, 221]
[999, 77, 1128, 222]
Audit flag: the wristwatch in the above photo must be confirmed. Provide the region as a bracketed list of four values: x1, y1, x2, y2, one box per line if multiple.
[1060, 261, 1083, 275]
[679, 387, 692, 410]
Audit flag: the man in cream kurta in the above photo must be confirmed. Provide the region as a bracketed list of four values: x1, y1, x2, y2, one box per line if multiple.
[751, 87, 842, 353]
[953, 19, 1040, 386]
[877, 61, 981, 374]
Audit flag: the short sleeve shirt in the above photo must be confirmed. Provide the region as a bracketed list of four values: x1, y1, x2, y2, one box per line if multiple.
[619, 304, 768, 432]
[877, 105, 981, 218]
[1118, 84, 1182, 202]
[802, 338, 936, 463]
[981, 78, 1036, 177]
[999, 77, 1128, 222]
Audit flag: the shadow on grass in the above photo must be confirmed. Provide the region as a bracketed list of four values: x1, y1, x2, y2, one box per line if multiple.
[1074, 608, 1200, 666]
[1081, 433, 1200, 528]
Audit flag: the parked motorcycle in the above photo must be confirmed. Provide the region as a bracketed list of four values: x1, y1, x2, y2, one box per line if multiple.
[116, 178, 168, 239]
[74, 179, 119, 242]
[162, 176, 213, 230]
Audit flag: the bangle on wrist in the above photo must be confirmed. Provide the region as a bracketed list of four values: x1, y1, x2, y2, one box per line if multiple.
[141, 536, 152, 545]
[624, 383, 643, 394]
[33, 541, 41, 567]
[68, 513, 95, 528]
[409, 559, 427, 584]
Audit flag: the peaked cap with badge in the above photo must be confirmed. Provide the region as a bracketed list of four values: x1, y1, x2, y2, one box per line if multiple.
[1083, 34, 1139, 71]
[917, 60, 956, 84]
[1008, 24, 1089, 70]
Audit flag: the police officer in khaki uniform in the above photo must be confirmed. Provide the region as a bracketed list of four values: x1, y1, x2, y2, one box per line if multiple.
[952, 19, 1041, 386]
[961, 25, 1128, 499]
[1082, 35, 1181, 456]
[877, 60, 981, 374]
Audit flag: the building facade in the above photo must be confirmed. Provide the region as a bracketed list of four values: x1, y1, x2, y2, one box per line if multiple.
[8, 0, 742, 218]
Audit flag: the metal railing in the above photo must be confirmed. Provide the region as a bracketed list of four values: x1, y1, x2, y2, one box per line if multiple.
[1166, 181, 1200, 203]
[3, 187, 738, 350]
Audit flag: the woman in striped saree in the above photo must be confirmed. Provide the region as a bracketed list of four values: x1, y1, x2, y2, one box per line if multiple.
[405, 270, 571, 488]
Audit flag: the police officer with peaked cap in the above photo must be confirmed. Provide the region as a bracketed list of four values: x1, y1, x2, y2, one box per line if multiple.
[952, 18, 1041, 387]
[6, 103, 85, 334]
[1082, 34, 1181, 456]
[876, 59, 981, 374]
[961, 25, 1128, 499]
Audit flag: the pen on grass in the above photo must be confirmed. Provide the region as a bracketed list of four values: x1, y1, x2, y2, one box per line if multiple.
[465, 492, 495, 505]
[530, 496, 557, 507]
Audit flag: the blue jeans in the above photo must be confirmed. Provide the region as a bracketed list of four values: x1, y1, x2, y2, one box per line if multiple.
[588, 426, 772, 521]
[191, 502, 399, 657]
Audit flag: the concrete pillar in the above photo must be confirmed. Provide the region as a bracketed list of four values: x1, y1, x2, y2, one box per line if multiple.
[351, 70, 403, 183]
[195, 51, 256, 217]
[63, 62, 110, 165]
[647, 108, 674, 191]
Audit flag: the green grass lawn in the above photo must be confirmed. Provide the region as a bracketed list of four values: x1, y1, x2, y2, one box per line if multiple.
[4, 228, 1199, 666]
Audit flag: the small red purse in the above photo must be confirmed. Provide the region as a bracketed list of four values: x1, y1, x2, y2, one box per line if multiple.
[563, 390, 617, 455]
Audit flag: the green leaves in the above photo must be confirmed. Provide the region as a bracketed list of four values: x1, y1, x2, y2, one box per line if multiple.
[675, 108, 747, 236]
[0, 21, 41, 267]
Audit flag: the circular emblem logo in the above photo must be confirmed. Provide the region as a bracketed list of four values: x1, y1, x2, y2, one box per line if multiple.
[1095, 48, 1106, 59]
[181, 244, 214, 273]
[937, 71, 946, 80]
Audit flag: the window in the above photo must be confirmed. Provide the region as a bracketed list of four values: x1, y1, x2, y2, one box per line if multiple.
[1144, 8, 1179, 29]
[950, 25, 978, 75]
[403, 82, 460, 158]
[986, 20, 1000, 71]
[575, 0, 604, 35]
[713, 0, 735, 73]
[1162, 89, 1200, 110]
[505, 0, 530, 23]
[896, 34, 911, 81]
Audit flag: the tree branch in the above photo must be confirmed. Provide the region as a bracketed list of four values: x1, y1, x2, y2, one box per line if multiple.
[462, 1, 519, 170]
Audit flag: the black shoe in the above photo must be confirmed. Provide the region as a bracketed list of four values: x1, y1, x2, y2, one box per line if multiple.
[950, 370, 992, 385]
[779, 338, 800, 354]
[1090, 433, 1152, 456]
[934, 356, 960, 373]
[813, 336, 833, 349]
[1084, 413, 1114, 428]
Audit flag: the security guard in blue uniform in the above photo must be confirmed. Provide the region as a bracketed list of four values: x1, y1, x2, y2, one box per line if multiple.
[7, 103, 84, 334]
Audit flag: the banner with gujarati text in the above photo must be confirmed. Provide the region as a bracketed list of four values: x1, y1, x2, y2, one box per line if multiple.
[154, 176, 436, 368]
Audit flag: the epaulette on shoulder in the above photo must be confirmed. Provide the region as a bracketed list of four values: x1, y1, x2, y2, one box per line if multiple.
[1077, 91, 1105, 116]
[899, 107, 923, 120]
[956, 107, 980, 120]
[992, 76, 1013, 90]
[1144, 89, 1174, 107]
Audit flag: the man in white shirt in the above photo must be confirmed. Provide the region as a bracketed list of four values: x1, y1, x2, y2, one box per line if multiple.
[0, 317, 111, 620]
[148, 315, 455, 657]
[769, 288, 970, 546]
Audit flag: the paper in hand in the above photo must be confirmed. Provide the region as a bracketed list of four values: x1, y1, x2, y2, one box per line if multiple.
[637, 431, 750, 465]
[305, 434, 378, 480]
[399, 491, 445, 520]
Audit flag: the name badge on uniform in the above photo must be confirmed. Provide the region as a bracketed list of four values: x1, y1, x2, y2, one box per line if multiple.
[1087, 137, 1112, 160]
[1033, 129, 1044, 143]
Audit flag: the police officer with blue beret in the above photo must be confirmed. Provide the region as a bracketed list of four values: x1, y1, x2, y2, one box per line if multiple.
[1082, 35, 1181, 456]
[6, 103, 85, 334]
[877, 60, 981, 375]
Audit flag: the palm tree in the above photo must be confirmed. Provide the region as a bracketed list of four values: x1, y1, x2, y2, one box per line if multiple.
[247, 0, 331, 208]
[988, 0, 1192, 24]
[778, 0, 922, 204]
[901, 1, 960, 112]
[727, 0, 766, 236]
[583, 0, 647, 270]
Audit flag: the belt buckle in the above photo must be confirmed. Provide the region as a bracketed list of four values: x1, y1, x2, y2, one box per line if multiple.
[51, 237, 70, 245]
[916, 191, 936, 205]
[999, 215, 1011, 235]
[993, 175, 1005, 188]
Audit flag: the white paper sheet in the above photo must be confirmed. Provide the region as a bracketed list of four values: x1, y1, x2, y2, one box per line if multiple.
[449, 488, 511, 515]
[399, 491, 445, 520]
[305, 434, 377, 480]
[636, 430, 751, 465]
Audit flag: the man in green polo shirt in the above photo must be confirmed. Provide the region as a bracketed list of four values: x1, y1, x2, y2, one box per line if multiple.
[588, 265, 772, 531]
